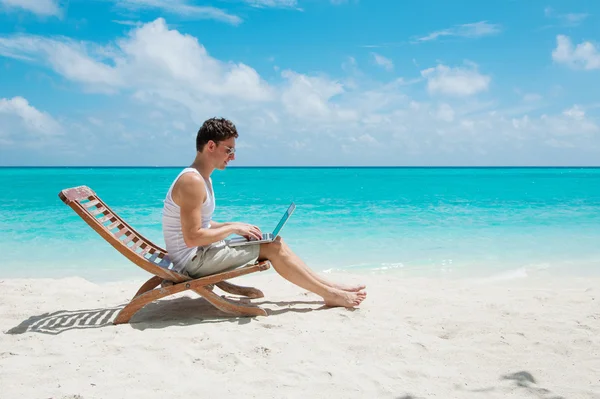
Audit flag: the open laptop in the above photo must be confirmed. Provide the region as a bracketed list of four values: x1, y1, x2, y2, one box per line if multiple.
[225, 202, 296, 247]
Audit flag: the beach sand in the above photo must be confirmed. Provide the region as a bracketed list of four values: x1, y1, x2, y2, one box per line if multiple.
[1, 272, 599, 399]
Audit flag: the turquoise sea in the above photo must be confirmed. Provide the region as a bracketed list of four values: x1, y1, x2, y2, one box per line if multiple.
[1, 167, 599, 282]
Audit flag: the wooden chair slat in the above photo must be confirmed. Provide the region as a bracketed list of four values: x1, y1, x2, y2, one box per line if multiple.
[96, 214, 114, 224]
[131, 240, 143, 252]
[106, 220, 121, 231]
[139, 245, 150, 258]
[83, 199, 100, 208]
[89, 206, 107, 216]
[114, 228, 129, 239]
[122, 234, 136, 246]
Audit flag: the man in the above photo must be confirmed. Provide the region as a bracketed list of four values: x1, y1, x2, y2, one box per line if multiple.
[163, 117, 367, 308]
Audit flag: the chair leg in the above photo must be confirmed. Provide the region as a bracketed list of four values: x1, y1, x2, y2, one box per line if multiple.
[113, 262, 272, 324]
[192, 286, 267, 317]
[114, 284, 182, 325]
[133, 276, 163, 298]
[216, 281, 264, 299]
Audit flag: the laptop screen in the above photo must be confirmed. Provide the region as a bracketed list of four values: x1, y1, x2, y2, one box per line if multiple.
[272, 203, 296, 237]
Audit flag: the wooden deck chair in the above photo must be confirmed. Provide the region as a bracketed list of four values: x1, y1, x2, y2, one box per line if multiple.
[58, 185, 271, 325]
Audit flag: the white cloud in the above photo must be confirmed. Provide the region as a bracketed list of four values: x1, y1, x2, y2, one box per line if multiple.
[351, 134, 378, 146]
[436, 103, 455, 122]
[0, 35, 122, 90]
[545, 106, 598, 135]
[563, 105, 585, 120]
[420, 64, 491, 97]
[0, 18, 598, 166]
[243, 0, 299, 9]
[371, 53, 393, 71]
[509, 105, 598, 138]
[544, 7, 590, 27]
[562, 13, 589, 26]
[416, 21, 501, 42]
[244, 0, 349, 10]
[0, 0, 60, 17]
[113, 0, 242, 25]
[112, 20, 142, 27]
[552, 35, 600, 70]
[280, 69, 356, 121]
[0, 18, 273, 103]
[0, 96, 61, 135]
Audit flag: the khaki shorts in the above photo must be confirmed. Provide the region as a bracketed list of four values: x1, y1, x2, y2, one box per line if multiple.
[183, 240, 260, 278]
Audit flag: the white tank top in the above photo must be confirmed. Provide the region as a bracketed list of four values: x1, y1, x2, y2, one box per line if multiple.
[162, 168, 215, 272]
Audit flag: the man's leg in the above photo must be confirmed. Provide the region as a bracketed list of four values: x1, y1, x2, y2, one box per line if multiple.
[259, 237, 367, 307]
[299, 262, 366, 292]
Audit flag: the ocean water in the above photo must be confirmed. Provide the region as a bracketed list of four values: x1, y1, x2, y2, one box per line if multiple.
[1, 167, 599, 282]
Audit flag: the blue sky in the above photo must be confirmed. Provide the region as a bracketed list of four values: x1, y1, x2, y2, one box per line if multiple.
[0, 0, 598, 166]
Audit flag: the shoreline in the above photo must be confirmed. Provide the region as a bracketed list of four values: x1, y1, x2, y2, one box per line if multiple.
[2, 257, 600, 284]
[1, 272, 598, 398]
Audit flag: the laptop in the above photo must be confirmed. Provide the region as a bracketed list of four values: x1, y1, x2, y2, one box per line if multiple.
[225, 202, 296, 247]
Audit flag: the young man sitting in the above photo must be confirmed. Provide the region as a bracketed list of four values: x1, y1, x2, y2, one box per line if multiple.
[162, 117, 367, 307]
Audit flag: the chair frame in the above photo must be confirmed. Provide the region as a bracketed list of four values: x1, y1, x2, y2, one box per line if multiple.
[58, 185, 271, 324]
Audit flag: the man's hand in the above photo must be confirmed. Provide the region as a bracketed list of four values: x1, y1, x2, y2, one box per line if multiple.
[231, 222, 262, 241]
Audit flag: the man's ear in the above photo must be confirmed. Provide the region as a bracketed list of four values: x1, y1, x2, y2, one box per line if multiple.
[206, 140, 216, 152]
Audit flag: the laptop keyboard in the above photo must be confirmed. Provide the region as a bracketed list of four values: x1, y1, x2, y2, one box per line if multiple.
[244, 233, 274, 242]
[249, 233, 269, 241]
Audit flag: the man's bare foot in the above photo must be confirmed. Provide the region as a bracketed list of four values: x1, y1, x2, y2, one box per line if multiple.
[330, 282, 366, 292]
[324, 289, 367, 308]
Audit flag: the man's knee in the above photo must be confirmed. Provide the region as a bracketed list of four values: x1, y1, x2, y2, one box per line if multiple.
[259, 237, 284, 259]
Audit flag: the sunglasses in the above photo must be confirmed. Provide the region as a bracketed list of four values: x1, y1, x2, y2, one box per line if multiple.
[222, 144, 236, 156]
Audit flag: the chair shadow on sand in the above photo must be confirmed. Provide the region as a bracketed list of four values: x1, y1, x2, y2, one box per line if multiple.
[6, 296, 326, 336]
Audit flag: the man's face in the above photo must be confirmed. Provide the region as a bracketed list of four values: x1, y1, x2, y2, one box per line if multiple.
[215, 137, 236, 170]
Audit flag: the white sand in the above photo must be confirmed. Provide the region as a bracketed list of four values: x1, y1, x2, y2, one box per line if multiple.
[1, 271, 599, 399]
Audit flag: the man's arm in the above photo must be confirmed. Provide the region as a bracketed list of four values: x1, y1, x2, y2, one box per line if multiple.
[175, 174, 237, 247]
[209, 220, 230, 229]
[173, 173, 263, 247]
